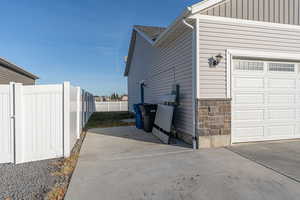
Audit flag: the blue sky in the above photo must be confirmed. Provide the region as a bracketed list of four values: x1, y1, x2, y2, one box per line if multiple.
[0, 0, 200, 96]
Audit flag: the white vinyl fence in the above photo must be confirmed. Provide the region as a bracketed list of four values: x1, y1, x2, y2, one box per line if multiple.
[95, 101, 128, 112]
[0, 82, 95, 164]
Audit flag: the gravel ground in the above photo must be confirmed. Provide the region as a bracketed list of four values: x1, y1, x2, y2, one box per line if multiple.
[0, 158, 66, 200]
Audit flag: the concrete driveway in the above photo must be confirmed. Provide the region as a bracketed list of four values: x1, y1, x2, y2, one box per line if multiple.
[66, 127, 300, 200]
[228, 141, 300, 183]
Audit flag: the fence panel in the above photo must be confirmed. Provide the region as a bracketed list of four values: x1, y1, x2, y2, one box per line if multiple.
[63, 83, 95, 158]
[0, 85, 13, 163]
[69, 85, 79, 150]
[95, 101, 128, 112]
[0, 82, 95, 164]
[17, 84, 64, 163]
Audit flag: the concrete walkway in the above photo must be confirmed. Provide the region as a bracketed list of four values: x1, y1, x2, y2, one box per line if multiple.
[66, 126, 300, 200]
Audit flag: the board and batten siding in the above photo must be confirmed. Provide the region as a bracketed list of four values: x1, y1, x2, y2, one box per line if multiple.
[198, 17, 300, 98]
[0, 64, 35, 85]
[201, 0, 300, 25]
[128, 28, 193, 135]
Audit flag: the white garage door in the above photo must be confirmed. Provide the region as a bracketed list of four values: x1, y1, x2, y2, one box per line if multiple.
[232, 59, 300, 143]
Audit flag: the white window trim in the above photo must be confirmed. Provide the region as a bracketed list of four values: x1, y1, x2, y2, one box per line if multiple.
[226, 49, 300, 98]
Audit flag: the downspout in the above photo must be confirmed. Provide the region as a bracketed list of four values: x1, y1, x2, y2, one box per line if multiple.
[182, 18, 197, 150]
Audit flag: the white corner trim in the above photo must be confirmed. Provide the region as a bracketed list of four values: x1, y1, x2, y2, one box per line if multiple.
[133, 27, 155, 45]
[194, 14, 300, 31]
[226, 50, 232, 99]
[196, 18, 200, 99]
[190, 0, 225, 14]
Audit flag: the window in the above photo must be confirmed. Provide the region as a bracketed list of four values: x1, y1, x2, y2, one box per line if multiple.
[268, 63, 295, 72]
[234, 60, 264, 71]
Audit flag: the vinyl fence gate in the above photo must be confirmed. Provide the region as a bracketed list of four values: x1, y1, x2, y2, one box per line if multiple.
[0, 82, 95, 164]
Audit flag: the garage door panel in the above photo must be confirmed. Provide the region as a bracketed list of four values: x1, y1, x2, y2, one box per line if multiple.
[296, 110, 300, 119]
[297, 126, 300, 136]
[234, 93, 264, 105]
[268, 78, 296, 89]
[268, 109, 296, 120]
[234, 110, 264, 121]
[233, 121, 265, 128]
[267, 125, 296, 137]
[232, 59, 300, 143]
[234, 126, 264, 138]
[233, 77, 264, 89]
[268, 94, 296, 105]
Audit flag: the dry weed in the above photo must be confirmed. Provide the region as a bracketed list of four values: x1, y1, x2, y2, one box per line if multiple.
[46, 131, 86, 200]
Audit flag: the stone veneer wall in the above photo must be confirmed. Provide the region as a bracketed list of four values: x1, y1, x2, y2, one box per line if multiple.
[197, 99, 231, 148]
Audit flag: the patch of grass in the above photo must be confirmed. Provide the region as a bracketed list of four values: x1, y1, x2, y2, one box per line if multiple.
[85, 111, 135, 129]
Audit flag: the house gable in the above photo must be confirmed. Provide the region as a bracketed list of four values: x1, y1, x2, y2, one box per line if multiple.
[201, 0, 300, 25]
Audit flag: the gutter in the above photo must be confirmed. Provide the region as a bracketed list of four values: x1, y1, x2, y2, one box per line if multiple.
[182, 18, 197, 150]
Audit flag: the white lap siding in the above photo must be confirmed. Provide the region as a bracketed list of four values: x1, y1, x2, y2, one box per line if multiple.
[198, 17, 300, 98]
[127, 28, 193, 135]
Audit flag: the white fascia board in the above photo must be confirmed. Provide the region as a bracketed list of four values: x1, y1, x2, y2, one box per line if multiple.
[193, 14, 300, 31]
[190, 0, 225, 14]
[133, 27, 155, 45]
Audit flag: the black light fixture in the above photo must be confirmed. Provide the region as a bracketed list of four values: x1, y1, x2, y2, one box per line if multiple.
[209, 53, 224, 68]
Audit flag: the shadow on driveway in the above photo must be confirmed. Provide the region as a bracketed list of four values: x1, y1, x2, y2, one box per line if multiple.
[89, 126, 192, 148]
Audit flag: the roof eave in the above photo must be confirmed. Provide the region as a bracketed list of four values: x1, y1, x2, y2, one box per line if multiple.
[0, 58, 39, 80]
[152, 0, 225, 47]
[124, 30, 137, 76]
[133, 27, 155, 45]
[153, 7, 192, 47]
[190, 0, 225, 13]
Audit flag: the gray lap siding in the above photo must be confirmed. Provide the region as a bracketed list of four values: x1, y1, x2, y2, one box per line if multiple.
[128, 28, 194, 138]
[0, 65, 35, 85]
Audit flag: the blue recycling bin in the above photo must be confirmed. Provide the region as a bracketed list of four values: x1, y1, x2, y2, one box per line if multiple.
[134, 104, 143, 129]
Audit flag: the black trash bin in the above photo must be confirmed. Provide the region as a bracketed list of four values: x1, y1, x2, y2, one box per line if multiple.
[139, 104, 158, 132]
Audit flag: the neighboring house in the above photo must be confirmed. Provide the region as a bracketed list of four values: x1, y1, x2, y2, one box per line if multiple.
[94, 96, 102, 102]
[125, 0, 300, 149]
[121, 95, 128, 101]
[0, 57, 38, 85]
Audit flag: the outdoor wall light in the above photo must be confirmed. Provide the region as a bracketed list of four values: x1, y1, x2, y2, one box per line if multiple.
[208, 53, 224, 68]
